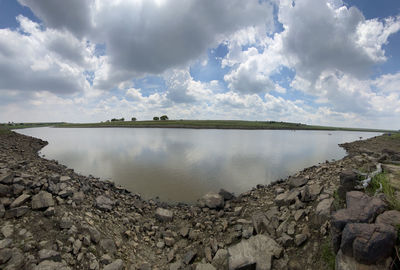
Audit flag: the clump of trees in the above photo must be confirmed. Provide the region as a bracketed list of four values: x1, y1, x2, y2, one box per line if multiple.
[131, 117, 136, 121]
[153, 115, 169, 121]
[110, 118, 124, 122]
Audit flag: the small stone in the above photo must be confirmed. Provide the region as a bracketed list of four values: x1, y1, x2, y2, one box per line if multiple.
[103, 259, 124, 270]
[38, 249, 61, 262]
[59, 176, 71, 182]
[0, 238, 13, 249]
[294, 234, 307, 246]
[183, 250, 197, 265]
[6, 206, 29, 218]
[156, 241, 165, 249]
[99, 239, 116, 255]
[44, 207, 55, 217]
[294, 209, 305, 221]
[1, 224, 14, 238]
[218, 189, 235, 200]
[179, 226, 190, 237]
[155, 207, 173, 221]
[73, 239, 82, 255]
[59, 216, 73, 229]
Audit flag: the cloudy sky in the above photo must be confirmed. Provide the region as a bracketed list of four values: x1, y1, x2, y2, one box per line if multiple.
[0, 0, 399, 129]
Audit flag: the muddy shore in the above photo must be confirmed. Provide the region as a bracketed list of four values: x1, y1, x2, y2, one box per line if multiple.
[0, 131, 399, 270]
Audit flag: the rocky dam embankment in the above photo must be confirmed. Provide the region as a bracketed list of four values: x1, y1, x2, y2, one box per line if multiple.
[1, 131, 400, 270]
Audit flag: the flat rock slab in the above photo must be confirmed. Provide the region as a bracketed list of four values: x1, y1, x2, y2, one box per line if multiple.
[336, 250, 391, 270]
[228, 234, 282, 270]
[340, 223, 395, 265]
[288, 177, 308, 189]
[32, 191, 55, 210]
[10, 193, 31, 208]
[315, 198, 333, 224]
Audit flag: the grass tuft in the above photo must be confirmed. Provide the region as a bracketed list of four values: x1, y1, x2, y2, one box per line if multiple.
[367, 172, 400, 211]
[321, 240, 336, 270]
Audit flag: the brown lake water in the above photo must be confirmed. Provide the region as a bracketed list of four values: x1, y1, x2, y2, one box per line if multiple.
[17, 127, 380, 203]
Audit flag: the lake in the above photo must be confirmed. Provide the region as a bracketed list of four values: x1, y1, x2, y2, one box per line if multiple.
[16, 128, 380, 203]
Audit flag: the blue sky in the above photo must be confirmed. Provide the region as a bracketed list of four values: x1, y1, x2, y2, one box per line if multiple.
[0, 0, 399, 129]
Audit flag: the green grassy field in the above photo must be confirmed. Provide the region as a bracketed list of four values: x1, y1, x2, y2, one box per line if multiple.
[55, 120, 397, 133]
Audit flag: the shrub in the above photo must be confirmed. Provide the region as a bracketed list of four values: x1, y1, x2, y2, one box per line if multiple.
[131, 117, 137, 121]
[160, 115, 169, 121]
[153, 117, 159, 121]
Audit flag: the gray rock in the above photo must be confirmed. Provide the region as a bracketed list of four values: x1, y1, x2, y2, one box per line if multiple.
[6, 248, 24, 269]
[0, 248, 12, 264]
[219, 189, 235, 201]
[169, 261, 184, 270]
[34, 260, 71, 270]
[294, 234, 307, 246]
[5, 205, 29, 218]
[340, 223, 395, 265]
[288, 177, 308, 189]
[1, 224, 14, 238]
[0, 184, 11, 196]
[59, 176, 71, 182]
[228, 234, 282, 270]
[275, 189, 299, 206]
[200, 192, 224, 209]
[196, 263, 216, 270]
[44, 207, 55, 217]
[0, 204, 4, 218]
[59, 216, 73, 229]
[95, 195, 114, 211]
[103, 259, 124, 270]
[315, 198, 333, 224]
[277, 233, 293, 248]
[73, 239, 82, 255]
[72, 191, 85, 203]
[0, 238, 13, 249]
[376, 210, 400, 227]
[212, 249, 228, 270]
[88, 227, 101, 243]
[337, 170, 358, 200]
[336, 250, 391, 270]
[155, 207, 174, 221]
[183, 250, 197, 265]
[10, 193, 31, 208]
[38, 249, 61, 262]
[252, 212, 270, 235]
[99, 238, 116, 255]
[331, 191, 387, 252]
[0, 172, 13, 185]
[32, 191, 55, 210]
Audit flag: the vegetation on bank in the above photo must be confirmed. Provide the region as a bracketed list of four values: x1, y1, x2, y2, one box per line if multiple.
[55, 120, 397, 132]
[0, 122, 64, 130]
[367, 172, 400, 211]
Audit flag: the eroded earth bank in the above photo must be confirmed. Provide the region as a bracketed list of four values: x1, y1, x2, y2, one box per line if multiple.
[1, 131, 400, 270]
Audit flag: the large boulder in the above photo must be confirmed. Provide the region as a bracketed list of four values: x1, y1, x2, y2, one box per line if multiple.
[331, 191, 386, 252]
[274, 189, 300, 206]
[95, 195, 114, 211]
[340, 223, 395, 265]
[32, 191, 55, 210]
[199, 192, 224, 209]
[228, 234, 282, 270]
[288, 177, 308, 189]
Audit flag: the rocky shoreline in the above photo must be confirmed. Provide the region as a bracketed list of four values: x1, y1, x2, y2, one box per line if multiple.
[0, 131, 399, 270]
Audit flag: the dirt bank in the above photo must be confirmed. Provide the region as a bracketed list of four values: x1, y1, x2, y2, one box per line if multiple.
[0, 131, 399, 269]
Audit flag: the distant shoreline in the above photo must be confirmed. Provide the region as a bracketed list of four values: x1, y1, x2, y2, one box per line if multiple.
[1, 120, 397, 133]
[55, 120, 394, 133]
